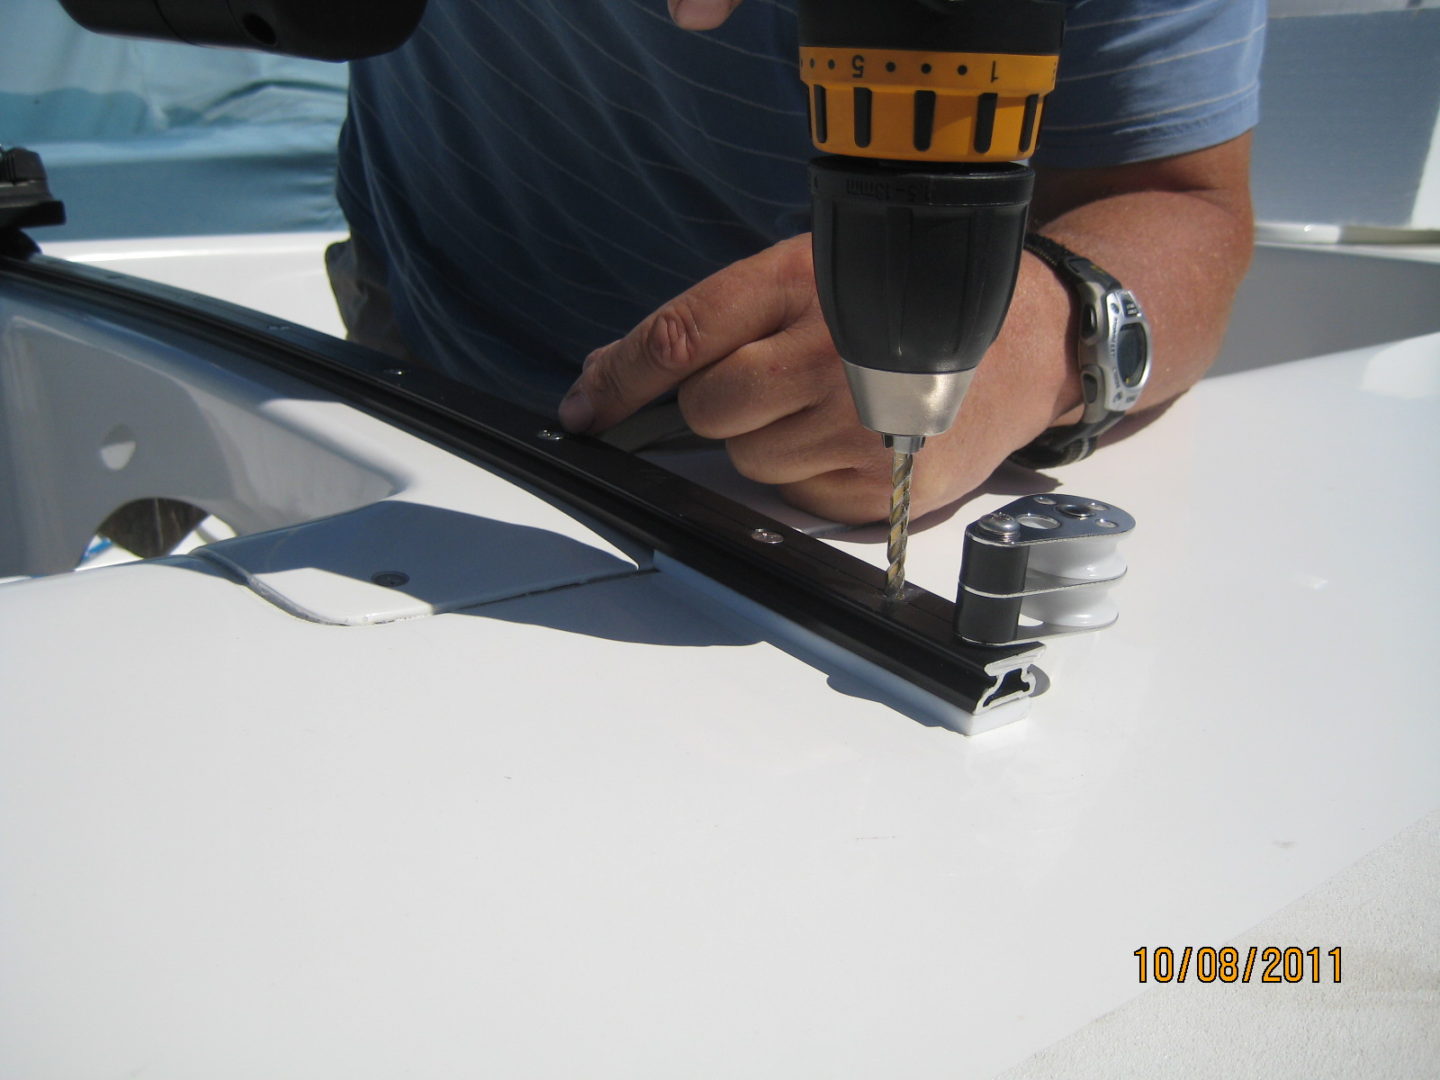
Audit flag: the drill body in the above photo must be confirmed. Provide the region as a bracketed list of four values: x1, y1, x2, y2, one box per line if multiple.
[798, 0, 1067, 453]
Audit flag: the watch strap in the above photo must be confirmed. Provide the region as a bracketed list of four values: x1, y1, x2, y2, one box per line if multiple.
[1008, 414, 1126, 469]
[1022, 232, 1124, 292]
[1010, 234, 1140, 469]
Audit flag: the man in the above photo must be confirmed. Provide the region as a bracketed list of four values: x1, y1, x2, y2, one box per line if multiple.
[333, 0, 1265, 523]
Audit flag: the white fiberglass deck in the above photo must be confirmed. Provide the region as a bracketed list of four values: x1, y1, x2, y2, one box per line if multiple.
[0, 234, 1436, 1078]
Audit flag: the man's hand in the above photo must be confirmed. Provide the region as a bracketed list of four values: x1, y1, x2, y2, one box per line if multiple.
[558, 235, 1069, 524]
[667, 1, 743, 30]
[561, 135, 1257, 525]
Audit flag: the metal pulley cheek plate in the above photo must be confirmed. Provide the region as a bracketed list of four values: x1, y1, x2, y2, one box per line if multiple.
[955, 494, 1135, 646]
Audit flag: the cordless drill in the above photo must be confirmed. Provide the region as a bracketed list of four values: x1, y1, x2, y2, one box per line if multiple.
[798, 0, 1067, 597]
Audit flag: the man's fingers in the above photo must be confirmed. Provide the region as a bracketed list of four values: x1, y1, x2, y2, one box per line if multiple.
[722, 407, 869, 486]
[676, 324, 833, 439]
[667, 0, 744, 30]
[560, 241, 808, 434]
[777, 471, 895, 526]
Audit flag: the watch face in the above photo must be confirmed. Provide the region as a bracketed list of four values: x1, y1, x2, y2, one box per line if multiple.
[1115, 322, 1147, 387]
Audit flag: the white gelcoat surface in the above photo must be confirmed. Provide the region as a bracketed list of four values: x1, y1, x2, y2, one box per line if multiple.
[47, 232, 350, 336]
[3, 236, 1437, 1078]
[1000, 807, 1440, 1080]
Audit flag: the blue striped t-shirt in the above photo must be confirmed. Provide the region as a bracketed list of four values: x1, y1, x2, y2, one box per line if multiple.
[337, 0, 1265, 414]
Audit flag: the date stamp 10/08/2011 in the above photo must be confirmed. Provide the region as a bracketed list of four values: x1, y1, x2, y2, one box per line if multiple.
[1134, 946, 1342, 984]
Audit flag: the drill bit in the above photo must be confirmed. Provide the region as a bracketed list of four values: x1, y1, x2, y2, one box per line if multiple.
[885, 446, 914, 601]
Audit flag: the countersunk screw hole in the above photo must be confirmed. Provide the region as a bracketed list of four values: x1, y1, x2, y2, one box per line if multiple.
[371, 571, 410, 587]
[1095, 519, 1119, 529]
[749, 528, 784, 545]
[1016, 513, 1060, 530]
[537, 428, 565, 441]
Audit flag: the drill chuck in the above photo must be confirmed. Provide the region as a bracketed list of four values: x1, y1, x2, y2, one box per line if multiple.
[810, 157, 1034, 443]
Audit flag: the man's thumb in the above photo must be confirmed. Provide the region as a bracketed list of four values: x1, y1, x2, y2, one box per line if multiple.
[667, 0, 743, 31]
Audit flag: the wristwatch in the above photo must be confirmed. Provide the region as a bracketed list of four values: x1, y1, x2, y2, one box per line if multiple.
[1009, 233, 1151, 469]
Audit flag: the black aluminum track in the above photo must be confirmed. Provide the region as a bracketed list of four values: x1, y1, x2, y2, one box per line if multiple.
[0, 247, 1038, 715]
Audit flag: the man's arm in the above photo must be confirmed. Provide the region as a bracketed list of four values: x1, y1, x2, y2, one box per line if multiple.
[1029, 131, 1256, 419]
[557, 132, 1255, 524]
